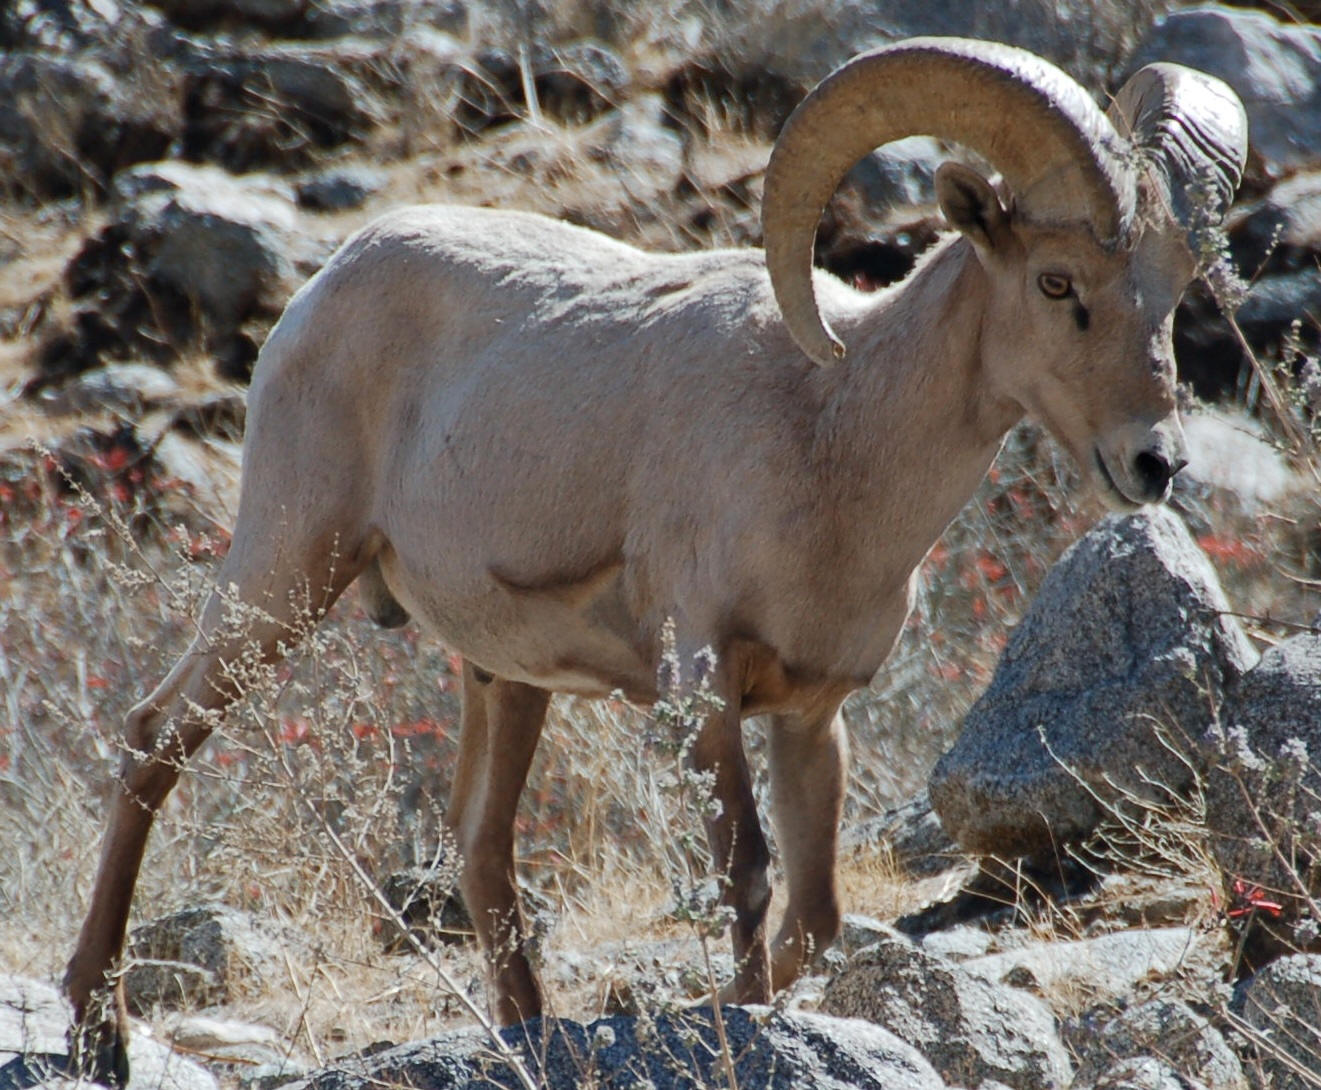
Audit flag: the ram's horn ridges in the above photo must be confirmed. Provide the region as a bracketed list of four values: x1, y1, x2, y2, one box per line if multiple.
[763, 37, 1137, 366]
[1108, 63, 1248, 252]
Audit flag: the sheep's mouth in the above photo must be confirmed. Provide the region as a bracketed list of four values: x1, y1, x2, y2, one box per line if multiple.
[1093, 447, 1142, 511]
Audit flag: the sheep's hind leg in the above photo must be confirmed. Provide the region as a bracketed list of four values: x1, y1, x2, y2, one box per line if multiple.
[689, 654, 773, 1005]
[64, 534, 360, 1086]
[767, 705, 847, 991]
[446, 663, 551, 1026]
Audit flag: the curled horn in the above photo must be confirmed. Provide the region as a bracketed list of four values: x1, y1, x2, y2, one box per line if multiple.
[762, 37, 1137, 366]
[1107, 63, 1248, 254]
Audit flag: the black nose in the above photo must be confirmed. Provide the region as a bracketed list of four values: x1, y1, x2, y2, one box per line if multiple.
[1133, 449, 1186, 498]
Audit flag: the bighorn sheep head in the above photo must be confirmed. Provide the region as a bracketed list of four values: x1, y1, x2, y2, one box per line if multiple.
[763, 38, 1247, 508]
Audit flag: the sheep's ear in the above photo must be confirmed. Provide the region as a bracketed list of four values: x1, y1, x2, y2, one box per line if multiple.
[936, 162, 1010, 251]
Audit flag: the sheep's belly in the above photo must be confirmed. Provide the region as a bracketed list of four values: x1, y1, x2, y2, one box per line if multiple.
[382, 552, 657, 701]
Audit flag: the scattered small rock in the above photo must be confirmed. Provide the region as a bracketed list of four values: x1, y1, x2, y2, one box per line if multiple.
[821, 934, 1073, 1089]
[296, 166, 387, 212]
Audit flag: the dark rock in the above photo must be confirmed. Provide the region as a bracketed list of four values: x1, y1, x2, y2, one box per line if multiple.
[123, 960, 222, 1013]
[1, 0, 121, 52]
[819, 215, 943, 294]
[283, 1007, 948, 1090]
[820, 935, 1072, 1088]
[378, 866, 473, 952]
[1235, 270, 1321, 359]
[1173, 172, 1321, 400]
[181, 41, 385, 171]
[930, 508, 1256, 860]
[0, 52, 176, 201]
[1068, 999, 1245, 1090]
[840, 792, 961, 878]
[297, 0, 467, 40]
[121, 162, 298, 333]
[296, 167, 387, 212]
[661, 59, 803, 140]
[1126, 6, 1321, 179]
[37, 362, 181, 417]
[1229, 170, 1321, 281]
[452, 39, 630, 134]
[1204, 636, 1321, 961]
[48, 161, 304, 380]
[145, 0, 308, 32]
[125, 904, 292, 1014]
[145, 0, 467, 38]
[1236, 954, 1321, 1090]
[845, 138, 945, 213]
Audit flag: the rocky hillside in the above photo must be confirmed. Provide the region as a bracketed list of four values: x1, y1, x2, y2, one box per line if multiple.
[3, 2, 1321, 1089]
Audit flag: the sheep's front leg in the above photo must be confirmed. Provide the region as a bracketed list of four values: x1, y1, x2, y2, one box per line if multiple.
[767, 703, 847, 990]
[688, 667, 772, 1004]
[447, 664, 550, 1025]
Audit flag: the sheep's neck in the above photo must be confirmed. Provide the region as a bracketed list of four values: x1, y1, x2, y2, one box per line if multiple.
[820, 237, 1024, 582]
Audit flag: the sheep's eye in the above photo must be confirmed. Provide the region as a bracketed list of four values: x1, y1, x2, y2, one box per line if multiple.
[1038, 273, 1073, 300]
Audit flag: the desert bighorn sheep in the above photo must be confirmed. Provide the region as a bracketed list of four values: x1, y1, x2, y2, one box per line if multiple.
[66, 37, 1246, 1082]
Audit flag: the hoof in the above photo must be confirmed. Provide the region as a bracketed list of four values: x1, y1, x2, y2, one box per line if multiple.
[67, 1021, 130, 1089]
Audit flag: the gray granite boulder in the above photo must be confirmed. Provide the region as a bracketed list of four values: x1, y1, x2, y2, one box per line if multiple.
[930, 508, 1256, 860]
[1068, 999, 1245, 1090]
[962, 928, 1204, 1012]
[1072, 1055, 1206, 1090]
[1205, 636, 1321, 951]
[1236, 954, 1321, 1090]
[820, 934, 1072, 1089]
[283, 1007, 949, 1090]
[704, 0, 1159, 102]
